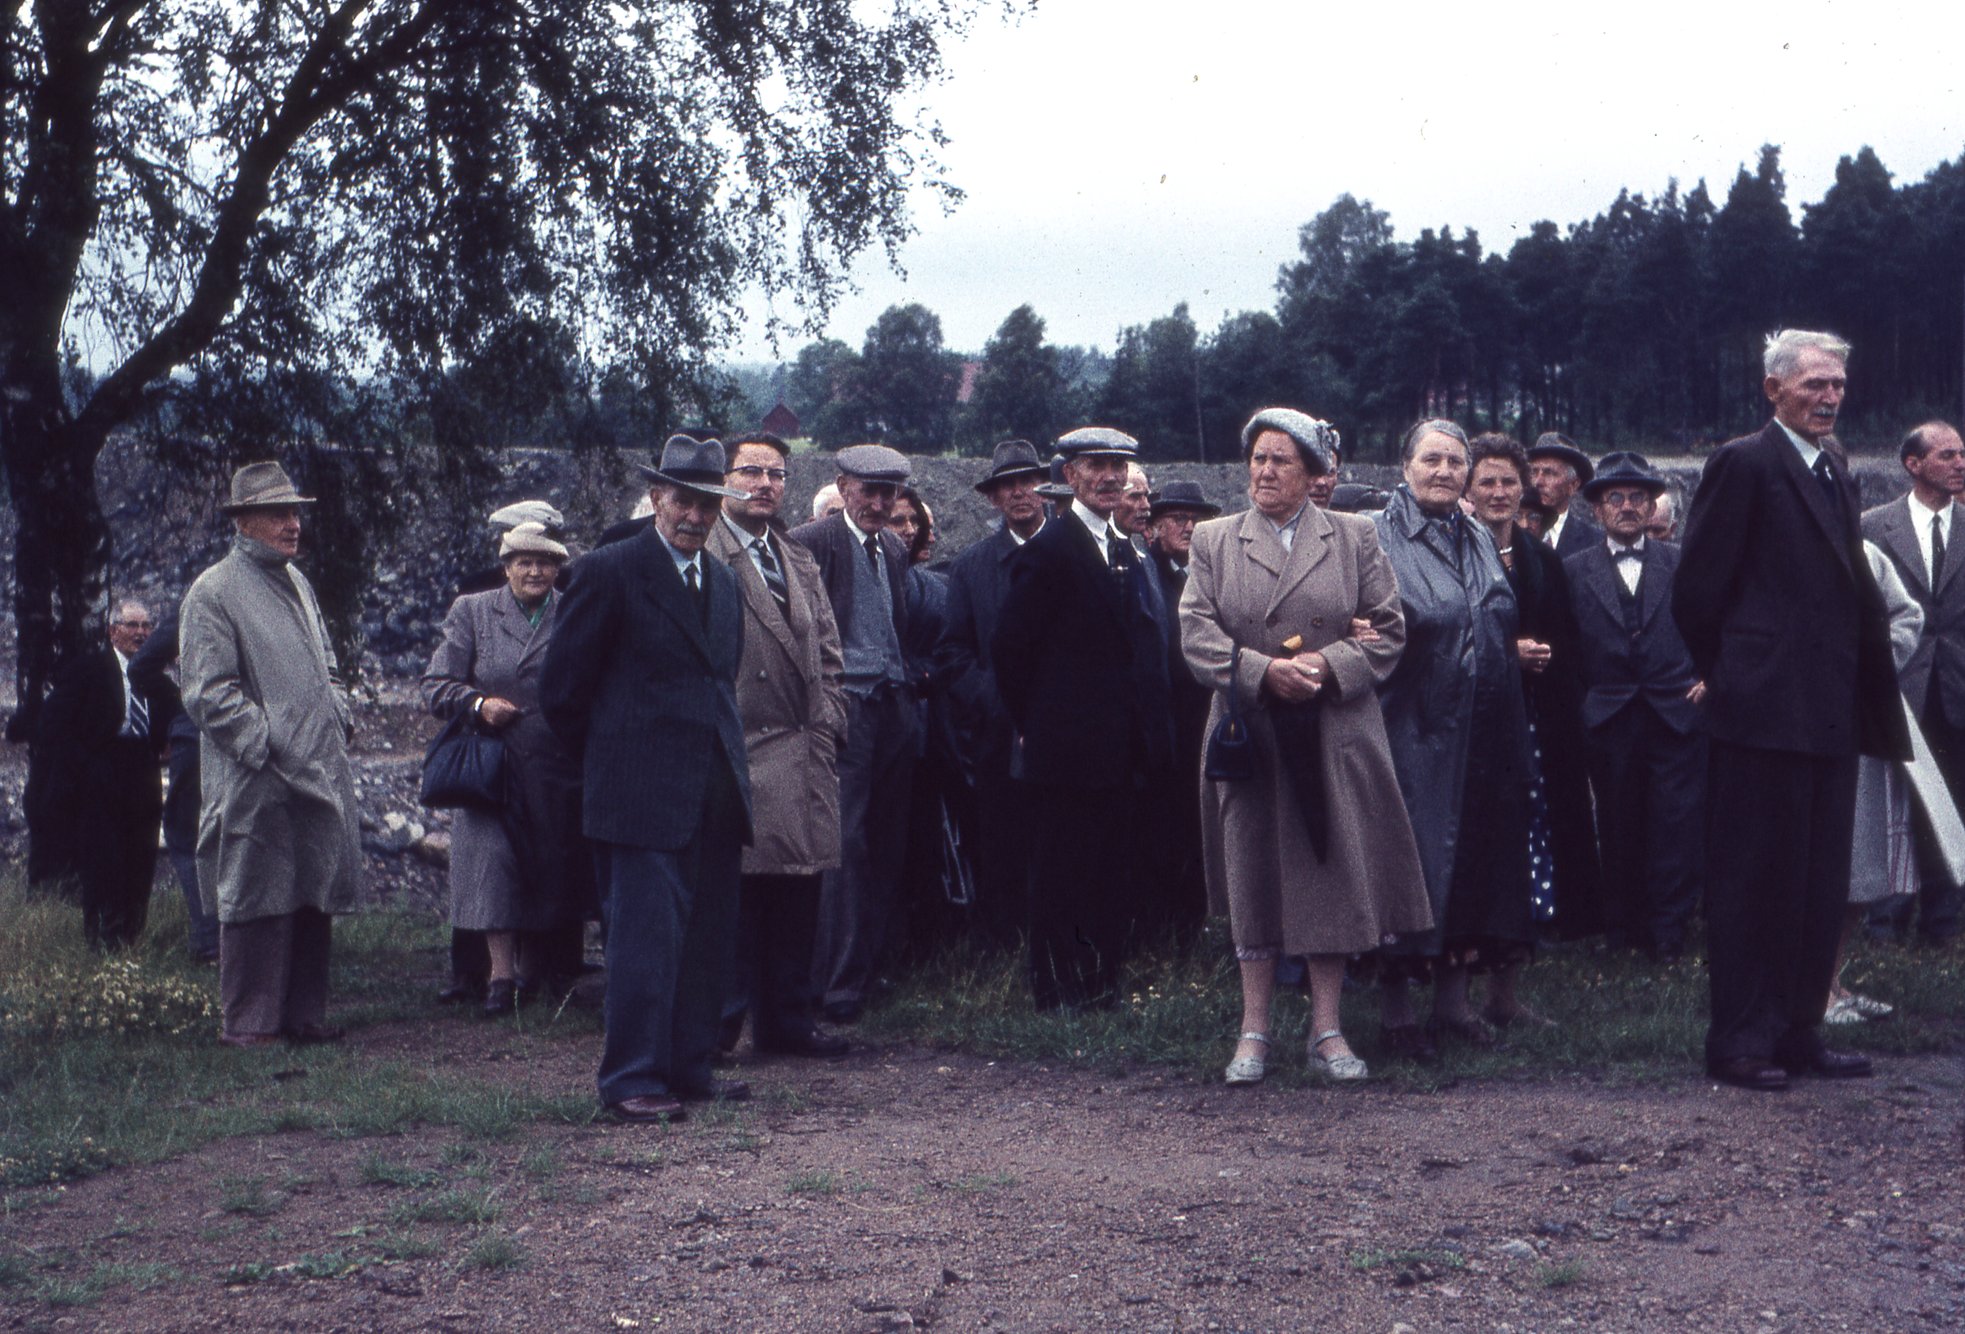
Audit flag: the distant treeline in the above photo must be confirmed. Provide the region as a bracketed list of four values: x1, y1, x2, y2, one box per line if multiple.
[738, 143, 1965, 463]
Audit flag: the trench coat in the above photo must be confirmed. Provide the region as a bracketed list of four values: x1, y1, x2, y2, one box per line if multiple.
[705, 518, 847, 875]
[179, 535, 362, 924]
[1373, 485, 1533, 957]
[1180, 505, 1434, 955]
[422, 585, 590, 931]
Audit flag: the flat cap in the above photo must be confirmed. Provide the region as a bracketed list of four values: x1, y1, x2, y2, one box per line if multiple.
[487, 499, 565, 533]
[1055, 426, 1140, 459]
[835, 443, 912, 482]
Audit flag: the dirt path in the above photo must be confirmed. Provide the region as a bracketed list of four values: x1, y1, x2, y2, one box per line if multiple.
[4, 1014, 1961, 1332]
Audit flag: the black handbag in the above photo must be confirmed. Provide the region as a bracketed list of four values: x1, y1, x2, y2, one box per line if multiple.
[419, 709, 507, 811]
[1204, 645, 1256, 782]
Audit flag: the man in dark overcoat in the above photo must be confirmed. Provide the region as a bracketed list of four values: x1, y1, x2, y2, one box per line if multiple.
[1564, 452, 1706, 961]
[542, 436, 753, 1122]
[1860, 420, 1965, 944]
[1674, 330, 1909, 1091]
[991, 426, 1174, 1009]
[1529, 434, 1603, 558]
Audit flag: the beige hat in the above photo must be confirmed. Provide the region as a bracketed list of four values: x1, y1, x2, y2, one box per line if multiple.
[499, 522, 568, 562]
[219, 461, 316, 515]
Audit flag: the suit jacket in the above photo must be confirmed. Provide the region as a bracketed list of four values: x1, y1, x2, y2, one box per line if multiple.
[1550, 508, 1604, 560]
[705, 518, 846, 875]
[1861, 493, 1965, 721]
[787, 511, 911, 653]
[541, 527, 752, 850]
[1673, 420, 1908, 760]
[936, 522, 1023, 771]
[26, 646, 163, 880]
[990, 508, 1173, 786]
[1564, 538, 1702, 733]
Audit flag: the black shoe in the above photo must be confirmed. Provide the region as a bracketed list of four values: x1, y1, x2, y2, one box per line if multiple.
[1707, 1056, 1790, 1091]
[1774, 1045, 1872, 1079]
[438, 979, 484, 1005]
[482, 980, 518, 1018]
[755, 1027, 850, 1058]
[822, 998, 862, 1025]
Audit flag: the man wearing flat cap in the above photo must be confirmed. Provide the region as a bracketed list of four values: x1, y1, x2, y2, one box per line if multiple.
[1564, 451, 1707, 962]
[788, 443, 919, 1024]
[1529, 433, 1603, 559]
[542, 436, 754, 1121]
[937, 440, 1051, 949]
[179, 462, 363, 1047]
[1145, 480, 1222, 935]
[992, 427, 1175, 1008]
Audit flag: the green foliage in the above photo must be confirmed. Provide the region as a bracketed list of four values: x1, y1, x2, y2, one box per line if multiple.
[463, 1230, 526, 1271]
[1538, 1258, 1590, 1289]
[964, 305, 1075, 451]
[785, 1170, 842, 1196]
[218, 1175, 283, 1218]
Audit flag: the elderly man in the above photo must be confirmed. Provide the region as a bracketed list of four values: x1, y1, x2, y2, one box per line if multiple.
[1644, 483, 1684, 542]
[27, 598, 164, 948]
[1114, 462, 1153, 545]
[1675, 330, 1908, 1091]
[789, 444, 918, 1024]
[1861, 420, 1965, 944]
[180, 463, 362, 1046]
[1529, 433, 1603, 558]
[993, 427, 1174, 1008]
[1564, 452, 1707, 962]
[543, 436, 753, 1121]
[1145, 480, 1222, 935]
[708, 432, 851, 1057]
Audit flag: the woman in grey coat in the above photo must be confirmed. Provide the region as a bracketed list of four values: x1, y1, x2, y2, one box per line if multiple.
[423, 523, 591, 1016]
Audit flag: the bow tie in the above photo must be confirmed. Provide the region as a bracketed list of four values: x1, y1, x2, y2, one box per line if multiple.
[1613, 547, 1642, 563]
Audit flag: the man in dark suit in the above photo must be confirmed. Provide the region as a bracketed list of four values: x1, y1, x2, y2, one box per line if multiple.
[1144, 480, 1221, 937]
[937, 440, 1049, 950]
[1861, 420, 1965, 945]
[542, 436, 753, 1122]
[26, 599, 164, 948]
[1564, 452, 1707, 961]
[788, 444, 918, 1025]
[1529, 433, 1603, 558]
[1674, 330, 1909, 1091]
[992, 426, 1174, 1009]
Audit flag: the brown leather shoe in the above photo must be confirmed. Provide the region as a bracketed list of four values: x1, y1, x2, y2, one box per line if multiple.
[678, 1079, 750, 1103]
[218, 1031, 280, 1049]
[608, 1094, 686, 1122]
[1706, 1056, 1789, 1091]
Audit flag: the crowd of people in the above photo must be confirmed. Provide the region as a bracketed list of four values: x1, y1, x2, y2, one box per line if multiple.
[20, 327, 1964, 1115]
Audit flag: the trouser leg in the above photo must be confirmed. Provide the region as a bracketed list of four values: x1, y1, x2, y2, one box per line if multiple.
[1643, 713, 1707, 955]
[283, 908, 333, 1031]
[222, 913, 295, 1038]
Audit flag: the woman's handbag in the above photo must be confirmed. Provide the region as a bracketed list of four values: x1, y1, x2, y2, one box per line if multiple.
[419, 710, 507, 811]
[1204, 645, 1256, 782]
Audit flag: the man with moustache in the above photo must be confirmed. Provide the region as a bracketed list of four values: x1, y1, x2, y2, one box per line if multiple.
[1144, 480, 1222, 936]
[1529, 433, 1603, 558]
[1675, 330, 1908, 1091]
[707, 432, 851, 1057]
[992, 427, 1174, 1008]
[542, 436, 753, 1121]
[1861, 419, 1965, 944]
[789, 444, 917, 1024]
[938, 439, 1050, 949]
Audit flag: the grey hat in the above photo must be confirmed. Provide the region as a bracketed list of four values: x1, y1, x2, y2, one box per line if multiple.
[219, 461, 316, 515]
[1147, 480, 1222, 520]
[1581, 450, 1665, 502]
[487, 500, 565, 534]
[1055, 426, 1140, 459]
[1528, 432, 1595, 485]
[1241, 408, 1339, 476]
[499, 521, 569, 561]
[635, 434, 748, 499]
[1037, 452, 1074, 501]
[835, 443, 912, 483]
[973, 439, 1047, 493]
[1329, 482, 1391, 514]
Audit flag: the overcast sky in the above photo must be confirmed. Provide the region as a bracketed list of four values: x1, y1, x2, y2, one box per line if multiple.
[733, 0, 1961, 363]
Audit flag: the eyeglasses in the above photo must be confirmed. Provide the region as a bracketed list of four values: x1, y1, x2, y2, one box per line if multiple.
[115, 619, 154, 629]
[1599, 491, 1654, 510]
[728, 466, 788, 483]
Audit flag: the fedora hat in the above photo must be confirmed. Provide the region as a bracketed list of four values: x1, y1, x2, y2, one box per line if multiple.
[635, 434, 747, 499]
[973, 439, 1047, 493]
[1055, 426, 1140, 460]
[1527, 432, 1595, 485]
[1581, 450, 1666, 502]
[1147, 480, 1222, 520]
[1241, 408, 1339, 475]
[219, 461, 316, 515]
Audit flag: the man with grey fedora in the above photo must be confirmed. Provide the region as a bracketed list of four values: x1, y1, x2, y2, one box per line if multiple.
[542, 435, 753, 1121]
[1529, 432, 1603, 559]
[788, 443, 918, 1023]
[180, 462, 363, 1047]
[993, 426, 1175, 1008]
[1564, 451, 1707, 961]
[1146, 480, 1222, 936]
[938, 439, 1051, 949]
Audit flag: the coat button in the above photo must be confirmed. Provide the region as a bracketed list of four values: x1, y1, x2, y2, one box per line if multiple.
[757, 670, 768, 679]
[1311, 617, 1324, 628]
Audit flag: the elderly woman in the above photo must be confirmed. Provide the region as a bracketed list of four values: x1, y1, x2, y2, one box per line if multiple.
[423, 522, 592, 1016]
[1181, 408, 1433, 1084]
[1372, 420, 1535, 1060]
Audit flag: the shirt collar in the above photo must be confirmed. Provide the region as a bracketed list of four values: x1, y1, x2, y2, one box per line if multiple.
[1006, 516, 1042, 547]
[1608, 534, 1647, 556]
[1072, 499, 1114, 544]
[1266, 501, 1310, 539]
[654, 528, 700, 578]
[1776, 419, 1823, 469]
[1912, 491, 1954, 520]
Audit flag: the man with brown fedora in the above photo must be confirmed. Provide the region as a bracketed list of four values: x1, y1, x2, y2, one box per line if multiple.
[180, 462, 363, 1047]
[543, 435, 754, 1121]
[1528, 432, 1603, 558]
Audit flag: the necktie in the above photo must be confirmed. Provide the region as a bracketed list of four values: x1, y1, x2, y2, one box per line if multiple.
[754, 536, 790, 617]
[864, 532, 881, 573]
[1813, 454, 1846, 528]
[1107, 531, 1127, 571]
[1933, 514, 1947, 590]
[126, 682, 149, 739]
[685, 561, 707, 624]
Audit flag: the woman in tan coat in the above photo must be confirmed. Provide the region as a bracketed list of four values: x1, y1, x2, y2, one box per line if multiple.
[1180, 408, 1434, 1083]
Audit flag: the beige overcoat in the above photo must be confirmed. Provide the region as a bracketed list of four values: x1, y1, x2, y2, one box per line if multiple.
[706, 517, 848, 876]
[1179, 505, 1434, 955]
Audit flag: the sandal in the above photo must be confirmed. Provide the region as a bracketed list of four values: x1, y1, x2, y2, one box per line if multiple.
[1224, 1032, 1269, 1085]
[1308, 1029, 1368, 1081]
